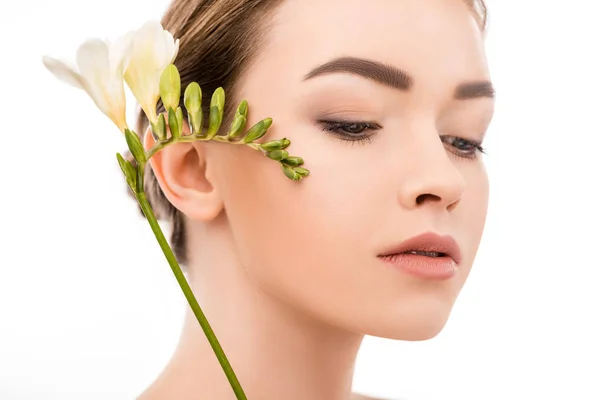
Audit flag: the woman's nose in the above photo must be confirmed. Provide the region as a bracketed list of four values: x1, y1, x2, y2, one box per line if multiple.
[396, 134, 467, 213]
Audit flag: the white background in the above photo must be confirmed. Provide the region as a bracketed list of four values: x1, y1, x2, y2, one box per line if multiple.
[1, 0, 599, 399]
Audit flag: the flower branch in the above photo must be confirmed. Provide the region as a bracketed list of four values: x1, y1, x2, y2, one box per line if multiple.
[43, 20, 310, 400]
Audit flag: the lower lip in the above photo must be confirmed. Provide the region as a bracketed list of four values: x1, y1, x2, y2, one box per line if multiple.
[379, 254, 457, 280]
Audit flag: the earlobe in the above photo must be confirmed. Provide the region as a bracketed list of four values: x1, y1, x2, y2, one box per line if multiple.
[143, 123, 224, 222]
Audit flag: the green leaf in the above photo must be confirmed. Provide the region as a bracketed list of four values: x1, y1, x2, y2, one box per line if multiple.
[282, 165, 300, 181]
[281, 156, 304, 167]
[116, 152, 137, 188]
[124, 129, 146, 164]
[159, 64, 181, 112]
[168, 108, 181, 140]
[184, 82, 202, 114]
[243, 118, 272, 143]
[266, 149, 288, 161]
[260, 138, 290, 151]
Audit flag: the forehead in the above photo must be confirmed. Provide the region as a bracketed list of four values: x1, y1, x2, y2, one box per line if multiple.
[255, 0, 489, 92]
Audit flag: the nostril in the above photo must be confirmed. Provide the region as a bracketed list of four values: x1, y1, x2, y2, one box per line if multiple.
[416, 193, 441, 206]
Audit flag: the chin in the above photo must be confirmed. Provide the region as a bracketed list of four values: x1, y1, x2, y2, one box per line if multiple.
[357, 299, 454, 341]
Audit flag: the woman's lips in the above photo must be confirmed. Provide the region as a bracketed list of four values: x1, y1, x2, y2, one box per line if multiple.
[377, 232, 461, 280]
[378, 253, 457, 280]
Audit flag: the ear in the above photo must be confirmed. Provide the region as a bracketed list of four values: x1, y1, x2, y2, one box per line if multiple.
[143, 120, 224, 222]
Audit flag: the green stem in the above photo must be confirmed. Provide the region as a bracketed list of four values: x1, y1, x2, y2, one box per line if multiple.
[145, 134, 252, 160]
[133, 176, 247, 400]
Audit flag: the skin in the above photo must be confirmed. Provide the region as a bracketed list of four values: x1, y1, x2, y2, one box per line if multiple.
[139, 0, 494, 399]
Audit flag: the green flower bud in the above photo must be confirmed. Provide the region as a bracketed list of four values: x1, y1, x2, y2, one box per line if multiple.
[282, 165, 301, 181]
[151, 113, 167, 141]
[168, 108, 181, 140]
[238, 100, 248, 118]
[176, 107, 184, 135]
[124, 129, 146, 164]
[260, 138, 290, 151]
[206, 106, 222, 139]
[213, 87, 225, 111]
[184, 82, 202, 114]
[293, 167, 310, 177]
[243, 118, 272, 143]
[279, 138, 291, 149]
[206, 88, 225, 139]
[281, 156, 304, 167]
[228, 114, 247, 140]
[116, 152, 137, 189]
[159, 64, 181, 112]
[266, 150, 289, 161]
[190, 110, 203, 136]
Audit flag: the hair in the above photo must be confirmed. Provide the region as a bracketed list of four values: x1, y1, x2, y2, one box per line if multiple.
[124, 0, 488, 267]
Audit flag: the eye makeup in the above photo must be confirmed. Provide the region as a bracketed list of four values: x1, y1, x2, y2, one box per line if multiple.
[316, 116, 487, 159]
[317, 119, 382, 145]
[440, 135, 486, 161]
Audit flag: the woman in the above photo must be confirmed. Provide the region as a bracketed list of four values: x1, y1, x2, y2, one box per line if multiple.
[131, 0, 494, 398]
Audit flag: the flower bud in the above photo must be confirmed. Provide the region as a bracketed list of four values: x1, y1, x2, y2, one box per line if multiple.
[293, 167, 310, 177]
[190, 110, 203, 136]
[227, 113, 247, 139]
[176, 107, 184, 135]
[184, 82, 202, 114]
[243, 118, 272, 143]
[206, 106, 221, 139]
[168, 108, 181, 140]
[206, 88, 225, 139]
[238, 99, 248, 117]
[282, 165, 301, 181]
[260, 138, 290, 151]
[159, 64, 181, 112]
[124, 129, 146, 164]
[151, 113, 167, 141]
[116, 152, 137, 190]
[281, 156, 304, 167]
[266, 150, 289, 161]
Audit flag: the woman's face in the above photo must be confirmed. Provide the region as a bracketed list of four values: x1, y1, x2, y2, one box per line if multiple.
[206, 0, 494, 340]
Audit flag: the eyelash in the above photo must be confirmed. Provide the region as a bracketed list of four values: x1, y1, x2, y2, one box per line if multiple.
[317, 119, 486, 160]
[318, 119, 380, 146]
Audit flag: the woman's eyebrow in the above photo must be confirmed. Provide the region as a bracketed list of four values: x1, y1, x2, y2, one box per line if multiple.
[303, 56, 494, 100]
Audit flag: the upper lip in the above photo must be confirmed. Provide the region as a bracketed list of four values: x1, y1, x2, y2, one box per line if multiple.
[378, 232, 462, 264]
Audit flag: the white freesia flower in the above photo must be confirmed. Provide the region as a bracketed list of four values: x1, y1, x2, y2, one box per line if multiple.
[124, 20, 180, 124]
[42, 35, 132, 133]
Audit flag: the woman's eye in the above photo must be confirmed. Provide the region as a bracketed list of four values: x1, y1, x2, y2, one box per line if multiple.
[318, 119, 381, 143]
[440, 135, 486, 160]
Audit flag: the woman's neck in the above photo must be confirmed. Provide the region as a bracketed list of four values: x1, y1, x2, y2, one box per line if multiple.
[139, 220, 365, 399]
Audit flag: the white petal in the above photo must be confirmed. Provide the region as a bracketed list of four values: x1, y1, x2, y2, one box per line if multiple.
[138, 20, 164, 50]
[150, 25, 169, 67]
[109, 31, 134, 75]
[76, 39, 113, 115]
[139, 20, 164, 34]
[171, 38, 180, 64]
[161, 30, 178, 66]
[41, 56, 85, 89]
[76, 38, 110, 81]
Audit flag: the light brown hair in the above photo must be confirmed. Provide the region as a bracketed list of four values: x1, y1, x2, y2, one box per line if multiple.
[124, 0, 488, 267]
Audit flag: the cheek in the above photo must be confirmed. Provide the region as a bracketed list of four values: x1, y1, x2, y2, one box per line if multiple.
[456, 162, 489, 275]
[466, 163, 489, 235]
[210, 122, 380, 314]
